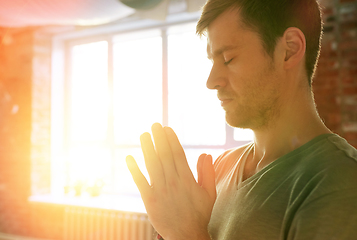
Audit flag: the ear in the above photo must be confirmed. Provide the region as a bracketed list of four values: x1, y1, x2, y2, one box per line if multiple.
[282, 27, 306, 70]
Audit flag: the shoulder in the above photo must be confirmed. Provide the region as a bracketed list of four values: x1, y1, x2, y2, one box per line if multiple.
[288, 136, 357, 238]
[299, 134, 357, 175]
[290, 134, 357, 201]
[287, 134, 357, 173]
[213, 142, 253, 175]
[325, 134, 357, 161]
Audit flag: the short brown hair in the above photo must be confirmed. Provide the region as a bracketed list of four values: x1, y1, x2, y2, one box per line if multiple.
[197, 0, 323, 86]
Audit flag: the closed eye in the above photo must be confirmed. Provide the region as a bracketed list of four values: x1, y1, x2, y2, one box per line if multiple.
[224, 58, 233, 65]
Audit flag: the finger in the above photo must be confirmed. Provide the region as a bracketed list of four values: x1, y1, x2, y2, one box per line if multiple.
[202, 155, 216, 200]
[140, 132, 165, 187]
[197, 154, 207, 186]
[126, 155, 151, 198]
[164, 126, 196, 182]
[151, 123, 178, 178]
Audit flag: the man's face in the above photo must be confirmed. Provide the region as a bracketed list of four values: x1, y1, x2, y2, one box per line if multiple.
[206, 9, 284, 130]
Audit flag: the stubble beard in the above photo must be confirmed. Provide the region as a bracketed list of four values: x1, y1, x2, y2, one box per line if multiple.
[225, 96, 281, 131]
[226, 74, 281, 131]
[224, 66, 282, 131]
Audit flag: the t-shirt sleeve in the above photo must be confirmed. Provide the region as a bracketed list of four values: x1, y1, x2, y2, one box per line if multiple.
[287, 187, 357, 240]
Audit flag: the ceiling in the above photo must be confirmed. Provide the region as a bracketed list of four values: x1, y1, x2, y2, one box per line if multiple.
[0, 0, 205, 28]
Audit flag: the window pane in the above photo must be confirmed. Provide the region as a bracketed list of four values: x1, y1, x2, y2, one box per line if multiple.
[234, 128, 254, 141]
[114, 148, 148, 196]
[113, 32, 162, 145]
[65, 146, 111, 196]
[70, 41, 108, 142]
[167, 24, 226, 145]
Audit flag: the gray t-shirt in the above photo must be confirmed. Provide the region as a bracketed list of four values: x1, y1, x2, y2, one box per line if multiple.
[208, 134, 357, 240]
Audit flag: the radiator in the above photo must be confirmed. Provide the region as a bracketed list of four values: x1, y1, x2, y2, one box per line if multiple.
[0, 233, 52, 240]
[64, 207, 155, 240]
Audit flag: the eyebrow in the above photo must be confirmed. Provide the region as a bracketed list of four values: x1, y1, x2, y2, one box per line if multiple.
[207, 45, 239, 60]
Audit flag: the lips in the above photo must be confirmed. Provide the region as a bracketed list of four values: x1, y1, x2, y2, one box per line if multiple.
[221, 100, 232, 107]
[218, 92, 234, 107]
[218, 98, 233, 107]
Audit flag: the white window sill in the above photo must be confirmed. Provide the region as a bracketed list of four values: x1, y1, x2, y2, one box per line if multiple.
[28, 194, 146, 214]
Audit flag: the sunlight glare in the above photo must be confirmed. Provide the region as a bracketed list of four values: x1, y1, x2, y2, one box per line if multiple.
[113, 31, 162, 145]
[168, 24, 226, 145]
[70, 41, 109, 142]
[234, 128, 254, 141]
[66, 146, 111, 195]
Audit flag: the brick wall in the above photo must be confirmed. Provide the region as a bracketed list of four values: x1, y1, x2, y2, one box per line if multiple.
[0, 27, 63, 239]
[314, 0, 357, 147]
[30, 28, 64, 240]
[0, 0, 356, 239]
[0, 27, 34, 236]
[31, 28, 52, 197]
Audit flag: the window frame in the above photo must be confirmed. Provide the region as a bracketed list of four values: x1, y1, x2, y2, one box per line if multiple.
[51, 12, 251, 196]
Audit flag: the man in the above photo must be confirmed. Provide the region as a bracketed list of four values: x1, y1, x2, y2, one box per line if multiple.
[126, 0, 357, 239]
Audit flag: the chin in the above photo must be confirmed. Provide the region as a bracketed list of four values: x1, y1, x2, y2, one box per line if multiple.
[225, 112, 252, 129]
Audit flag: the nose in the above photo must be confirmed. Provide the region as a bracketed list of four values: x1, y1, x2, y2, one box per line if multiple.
[206, 63, 227, 90]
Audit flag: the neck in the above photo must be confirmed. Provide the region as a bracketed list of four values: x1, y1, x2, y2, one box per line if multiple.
[250, 87, 331, 170]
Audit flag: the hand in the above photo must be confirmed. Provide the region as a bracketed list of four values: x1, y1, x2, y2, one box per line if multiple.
[126, 123, 216, 240]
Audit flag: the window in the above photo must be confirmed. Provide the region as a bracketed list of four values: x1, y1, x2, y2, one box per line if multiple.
[52, 21, 253, 199]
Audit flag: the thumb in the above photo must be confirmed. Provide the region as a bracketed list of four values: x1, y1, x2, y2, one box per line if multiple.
[202, 155, 216, 201]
